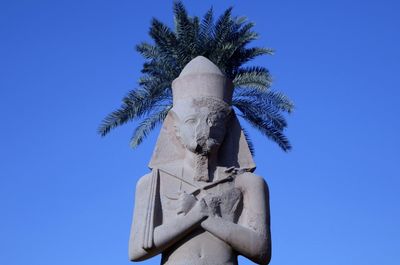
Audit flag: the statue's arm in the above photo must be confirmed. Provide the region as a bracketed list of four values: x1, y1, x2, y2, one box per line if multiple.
[151, 199, 207, 250]
[200, 174, 271, 265]
[129, 174, 153, 261]
[129, 174, 207, 261]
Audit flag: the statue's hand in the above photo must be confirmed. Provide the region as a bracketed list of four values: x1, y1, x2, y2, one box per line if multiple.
[202, 189, 242, 222]
[203, 195, 221, 217]
[192, 197, 209, 219]
[176, 191, 197, 216]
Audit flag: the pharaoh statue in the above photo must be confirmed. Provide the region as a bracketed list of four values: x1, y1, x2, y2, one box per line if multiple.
[129, 56, 271, 265]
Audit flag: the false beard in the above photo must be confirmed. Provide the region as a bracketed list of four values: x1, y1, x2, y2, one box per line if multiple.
[193, 154, 210, 182]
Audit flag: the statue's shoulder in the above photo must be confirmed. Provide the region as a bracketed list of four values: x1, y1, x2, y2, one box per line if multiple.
[235, 171, 268, 191]
[135, 172, 153, 190]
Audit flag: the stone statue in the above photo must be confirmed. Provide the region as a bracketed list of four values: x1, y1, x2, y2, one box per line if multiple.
[129, 56, 271, 265]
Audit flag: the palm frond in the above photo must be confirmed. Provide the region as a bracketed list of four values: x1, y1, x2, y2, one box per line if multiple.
[98, 104, 136, 137]
[233, 98, 287, 130]
[141, 59, 179, 80]
[209, 7, 234, 67]
[232, 22, 258, 47]
[136, 42, 160, 60]
[130, 106, 172, 148]
[230, 47, 274, 71]
[233, 66, 272, 90]
[173, 1, 190, 34]
[98, 86, 172, 137]
[235, 102, 291, 151]
[173, 1, 201, 65]
[234, 89, 294, 113]
[241, 127, 255, 156]
[149, 18, 177, 59]
[199, 7, 214, 53]
[138, 76, 171, 95]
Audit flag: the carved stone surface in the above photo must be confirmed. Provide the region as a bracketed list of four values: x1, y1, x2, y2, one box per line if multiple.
[129, 56, 271, 265]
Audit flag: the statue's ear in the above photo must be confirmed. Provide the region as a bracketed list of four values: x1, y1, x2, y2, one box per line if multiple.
[169, 109, 180, 125]
[148, 108, 186, 168]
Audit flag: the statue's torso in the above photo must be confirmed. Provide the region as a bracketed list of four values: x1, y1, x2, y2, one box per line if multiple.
[161, 228, 236, 265]
[157, 167, 243, 265]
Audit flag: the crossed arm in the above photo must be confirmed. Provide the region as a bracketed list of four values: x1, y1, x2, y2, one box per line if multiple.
[129, 173, 271, 265]
[129, 175, 208, 261]
[201, 174, 271, 265]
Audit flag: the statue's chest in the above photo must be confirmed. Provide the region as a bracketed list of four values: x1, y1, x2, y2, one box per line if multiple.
[158, 171, 243, 222]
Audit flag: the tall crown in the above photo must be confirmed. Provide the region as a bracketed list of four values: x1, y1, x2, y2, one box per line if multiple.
[172, 56, 233, 104]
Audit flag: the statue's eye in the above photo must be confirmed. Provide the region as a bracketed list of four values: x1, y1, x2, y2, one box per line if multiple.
[184, 117, 197, 125]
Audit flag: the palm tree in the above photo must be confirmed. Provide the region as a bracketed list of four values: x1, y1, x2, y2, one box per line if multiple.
[98, 1, 294, 153]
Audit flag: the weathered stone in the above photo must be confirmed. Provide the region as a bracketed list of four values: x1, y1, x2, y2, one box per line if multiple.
[129, 56, 271, 265]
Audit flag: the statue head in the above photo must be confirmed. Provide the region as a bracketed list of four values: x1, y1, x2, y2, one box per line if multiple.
[170, 56, 233, 156]
[171, 97, 232, 156]
[148, 56, 255, 173]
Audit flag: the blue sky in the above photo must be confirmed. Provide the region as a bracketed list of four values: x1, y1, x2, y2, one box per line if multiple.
[1, 0, 399, 264]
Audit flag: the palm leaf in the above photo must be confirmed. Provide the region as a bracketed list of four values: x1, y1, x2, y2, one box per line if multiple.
[230, 47, 274, 71]
[241, 127, 255, 156]
[130, 106, 172, 148]
[149, 18, 178, 59]
[233, 98, 287, 130]
[98, 104, 136, 137]
[199, 7, 214, 53]
[233, 66, 272, 90]
[234, 89, 294, 113]
[235, 103, 291, 151]
[136, 42, 160, 60]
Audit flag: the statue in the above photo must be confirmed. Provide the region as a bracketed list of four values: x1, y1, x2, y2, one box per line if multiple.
[129, 56, 271, 265]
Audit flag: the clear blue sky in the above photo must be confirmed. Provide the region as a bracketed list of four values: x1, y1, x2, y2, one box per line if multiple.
[1, 0, 399, 264]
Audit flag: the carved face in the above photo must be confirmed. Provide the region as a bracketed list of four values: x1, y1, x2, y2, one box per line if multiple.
[172, 98, 231, 155]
